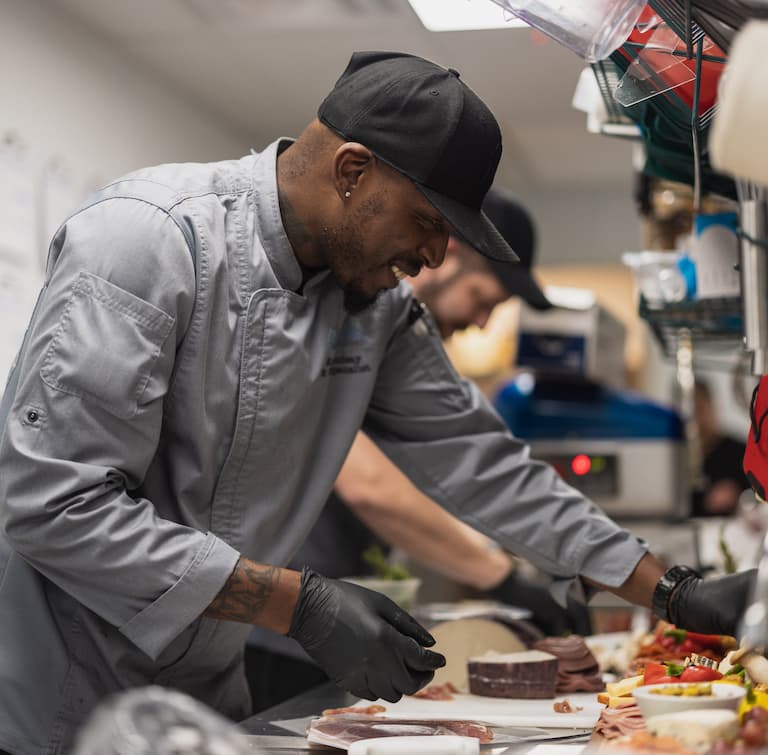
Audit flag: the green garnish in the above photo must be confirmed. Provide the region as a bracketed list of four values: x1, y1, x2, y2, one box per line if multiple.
[663, 629, 687, 644]
[725, 664, 745, 676]
[362, 544, 411, 580]
[719, 525, 738, 574]
[665, 662, 685, 677]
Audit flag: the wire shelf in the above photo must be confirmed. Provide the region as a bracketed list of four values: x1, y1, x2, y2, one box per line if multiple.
[639, 295, 745, 367]
[589, 60, 641, 139]
[649, 0, 768, 55]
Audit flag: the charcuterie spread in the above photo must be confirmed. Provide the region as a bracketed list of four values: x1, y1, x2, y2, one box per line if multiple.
[300, 624, 768, 753]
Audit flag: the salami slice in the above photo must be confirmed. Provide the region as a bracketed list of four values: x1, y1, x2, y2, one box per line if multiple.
[534, 635, 604, 693]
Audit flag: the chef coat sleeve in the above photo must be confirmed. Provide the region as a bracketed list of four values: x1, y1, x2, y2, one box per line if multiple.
[363, 301, 648, 604]
[0, 197, 240, 660]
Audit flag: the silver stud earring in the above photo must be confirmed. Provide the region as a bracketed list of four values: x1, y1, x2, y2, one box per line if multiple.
[344, 191, 351, 198]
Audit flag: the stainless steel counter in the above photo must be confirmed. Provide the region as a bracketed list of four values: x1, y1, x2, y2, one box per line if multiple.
[238, 682, 590, 753]
[241, 681, 353, 734]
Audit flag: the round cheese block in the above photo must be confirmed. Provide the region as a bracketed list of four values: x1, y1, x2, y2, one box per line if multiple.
[428, 618, 526, 691]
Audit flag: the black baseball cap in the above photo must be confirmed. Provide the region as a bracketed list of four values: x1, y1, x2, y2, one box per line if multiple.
[482, 188, 552, 310]
[318, 51, 518, 264]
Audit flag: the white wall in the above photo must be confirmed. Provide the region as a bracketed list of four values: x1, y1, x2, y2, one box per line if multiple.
[1, 0, 251, 188]
[520, 185, 644, 266]
[0, 0, 252, 381]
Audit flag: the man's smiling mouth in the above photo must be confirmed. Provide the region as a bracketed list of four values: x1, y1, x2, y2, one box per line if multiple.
[390, 264, 407, 281]
[390, 260, 422, 280]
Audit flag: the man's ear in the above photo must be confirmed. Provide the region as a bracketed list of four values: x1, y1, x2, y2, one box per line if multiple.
[332, 143, 375, 201]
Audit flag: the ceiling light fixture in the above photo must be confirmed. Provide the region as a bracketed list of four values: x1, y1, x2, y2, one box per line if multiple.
[406, 0, 526, 32]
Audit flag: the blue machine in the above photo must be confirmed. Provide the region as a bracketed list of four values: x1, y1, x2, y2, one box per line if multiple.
[493, 372, 688, 519]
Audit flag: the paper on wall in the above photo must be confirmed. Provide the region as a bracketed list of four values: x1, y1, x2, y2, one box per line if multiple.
[0, 139, 37, 272]
[0, 260, 43, 390]
[42, 159, 86, 256]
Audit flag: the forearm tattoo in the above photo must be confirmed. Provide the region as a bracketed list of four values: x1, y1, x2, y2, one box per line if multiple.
[205, 558, 280, 624]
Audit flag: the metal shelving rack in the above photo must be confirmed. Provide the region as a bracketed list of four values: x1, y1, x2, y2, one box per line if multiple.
[638, 295, 744, 369]
[590, 0, 768, 375]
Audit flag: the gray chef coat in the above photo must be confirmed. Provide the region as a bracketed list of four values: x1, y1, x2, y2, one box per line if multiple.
[0, 139, 647, 755]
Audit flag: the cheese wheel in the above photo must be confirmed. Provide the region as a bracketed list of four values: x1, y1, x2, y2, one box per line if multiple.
[646, 709, 738, 751]
[467, 650, 558, 699]
[427, 618, 526, 691]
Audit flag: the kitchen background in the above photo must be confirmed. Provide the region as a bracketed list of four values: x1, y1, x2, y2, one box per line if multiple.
[0, 0, 754, 513]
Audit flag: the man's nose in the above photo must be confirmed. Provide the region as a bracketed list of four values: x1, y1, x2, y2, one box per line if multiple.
[422, 230, 449, 269]
[474, 311, 491, 329]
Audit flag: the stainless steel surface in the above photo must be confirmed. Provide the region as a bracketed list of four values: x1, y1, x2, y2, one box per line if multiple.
[240, 734, 325, 752]
[239, 681, 591, 754]
[241, 681, 354, 732]
[241, 732, 590, 754]
[739, 199, 768, 376]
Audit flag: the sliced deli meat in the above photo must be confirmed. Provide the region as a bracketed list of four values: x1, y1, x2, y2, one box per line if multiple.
[321, 704, 388, 716]
[467, 649, 558, 699]
[534, 635, 604, 693]
[411, 682, 459, 700]
[593, 701, 646, 740]
[307, 714, 494, 748]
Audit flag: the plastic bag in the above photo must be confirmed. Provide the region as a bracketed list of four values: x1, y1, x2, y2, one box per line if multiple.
[72, 685, 259, 755]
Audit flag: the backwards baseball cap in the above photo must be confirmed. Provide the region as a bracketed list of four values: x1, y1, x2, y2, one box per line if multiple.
[481, 188, 552, 310]
[318, 50, 518, 264]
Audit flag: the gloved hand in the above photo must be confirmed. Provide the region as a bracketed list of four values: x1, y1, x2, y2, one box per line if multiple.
[489, 571, 592, 638]
[288, 567, 445, 702]
[666, 568, 757, 636]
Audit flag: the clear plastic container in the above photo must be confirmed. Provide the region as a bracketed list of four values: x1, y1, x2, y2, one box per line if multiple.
[73, 686, 259, 755]
[489, 0, 645, 62]
[341, 576, 422, 611]
[622, 250, 689, 307]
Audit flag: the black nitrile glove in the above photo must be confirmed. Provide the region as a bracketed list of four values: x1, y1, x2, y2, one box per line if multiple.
[665, 568, 757, 636]
[489, 571, 593, 638]
[288, 567, 445, 702]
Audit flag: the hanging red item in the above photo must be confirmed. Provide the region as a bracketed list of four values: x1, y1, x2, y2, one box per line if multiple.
[744, 376, 768, 501]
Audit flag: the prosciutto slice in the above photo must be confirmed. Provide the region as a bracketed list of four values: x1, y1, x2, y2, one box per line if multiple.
[307, 714, 494, 749]
[411, 682, 459, 700]
[321, 704, 387, 716]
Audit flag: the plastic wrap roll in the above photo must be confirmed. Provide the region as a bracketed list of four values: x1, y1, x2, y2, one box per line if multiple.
[710, 21, 768, 185]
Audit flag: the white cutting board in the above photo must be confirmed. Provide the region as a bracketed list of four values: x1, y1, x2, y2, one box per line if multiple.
[357, 691, 604, 729]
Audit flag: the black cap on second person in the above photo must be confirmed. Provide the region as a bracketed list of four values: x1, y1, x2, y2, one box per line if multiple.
[482, 188, 552, 310]
[318, 51, 518, 264]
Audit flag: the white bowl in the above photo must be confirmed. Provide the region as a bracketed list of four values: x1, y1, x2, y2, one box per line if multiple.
[341, 577, 422, 611]
[348, 735, 479, 755]
[633, 682, 745, 720]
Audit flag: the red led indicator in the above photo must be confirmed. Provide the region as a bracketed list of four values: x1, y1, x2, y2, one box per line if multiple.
[571, 454, 591, 476]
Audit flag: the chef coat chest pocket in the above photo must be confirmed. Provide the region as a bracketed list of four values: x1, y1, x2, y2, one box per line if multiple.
[40, 272, 174, 419]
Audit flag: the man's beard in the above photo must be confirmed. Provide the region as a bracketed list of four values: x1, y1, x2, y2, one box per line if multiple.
[343, 286, 379, 315]
[321, 218, 380, 315]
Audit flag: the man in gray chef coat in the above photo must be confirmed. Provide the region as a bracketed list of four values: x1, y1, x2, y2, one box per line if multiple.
[0, 50, 754, 755]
